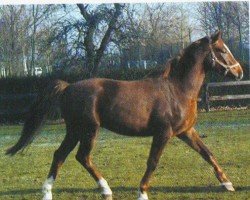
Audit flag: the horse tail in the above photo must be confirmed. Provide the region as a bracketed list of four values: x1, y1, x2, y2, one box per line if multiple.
[6, 79, 69, 156]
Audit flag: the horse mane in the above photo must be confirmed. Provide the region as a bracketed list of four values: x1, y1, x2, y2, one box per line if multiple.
[144, 56, 180, 79]
[168, 37, 210, 79]
[145, 36, 209, 80]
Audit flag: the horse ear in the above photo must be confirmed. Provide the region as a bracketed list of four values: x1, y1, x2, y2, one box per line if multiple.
[211, 30, 222, 43]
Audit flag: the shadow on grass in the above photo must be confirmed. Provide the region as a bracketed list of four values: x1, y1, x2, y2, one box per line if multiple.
[0, 185, 249, 197]
[112, 185, 250, 193]
[0, 188, 98, 196]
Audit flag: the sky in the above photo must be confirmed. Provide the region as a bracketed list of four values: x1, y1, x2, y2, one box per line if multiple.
[0, 0, 247, 41]
[1, 0, 247, 5]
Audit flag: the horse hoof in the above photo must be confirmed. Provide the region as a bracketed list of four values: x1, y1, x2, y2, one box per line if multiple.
[221, 182, 235, 191]
[138, 191, 148, 200]
[42, 190, 52, 200]
[103, 194, 113, 200]
[42, 194, 52, 200]
[138, 197, 149, 200]
[138, 198, 148, 200]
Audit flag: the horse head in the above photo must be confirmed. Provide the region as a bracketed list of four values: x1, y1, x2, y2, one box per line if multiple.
[208, 31, 244, 80]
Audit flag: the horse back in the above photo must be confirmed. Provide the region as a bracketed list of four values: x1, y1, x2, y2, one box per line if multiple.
[62, 78, 173, 136]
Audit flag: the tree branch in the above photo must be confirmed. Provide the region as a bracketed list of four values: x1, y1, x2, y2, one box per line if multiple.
[77, 4, 90, 21]
[95, 4, 124, 65]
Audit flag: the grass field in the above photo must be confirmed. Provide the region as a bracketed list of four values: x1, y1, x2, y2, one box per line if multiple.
[0, 109, 249, 200]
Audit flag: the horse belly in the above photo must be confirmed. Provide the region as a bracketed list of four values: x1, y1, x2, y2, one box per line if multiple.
[100, 104, 152, 136]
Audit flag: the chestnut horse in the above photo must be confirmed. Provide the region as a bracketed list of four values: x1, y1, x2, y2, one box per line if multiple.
[6, 31, 243, 200]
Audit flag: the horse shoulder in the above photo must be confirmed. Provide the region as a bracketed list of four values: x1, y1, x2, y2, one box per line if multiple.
[170, 98, 198, 135]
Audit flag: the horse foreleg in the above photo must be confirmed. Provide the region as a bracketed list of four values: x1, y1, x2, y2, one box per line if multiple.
[177, 128, 235, 191]
[75, 126, 112, 200]
[139, 128, 172, 200]
[42, 127, 78, 200]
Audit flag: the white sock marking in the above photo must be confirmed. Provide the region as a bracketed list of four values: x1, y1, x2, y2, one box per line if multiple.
[138, 190, 149, 200]
[221, 181, 235, 191]
[42, 177, 54, 200]
[98, 178, 112, 195]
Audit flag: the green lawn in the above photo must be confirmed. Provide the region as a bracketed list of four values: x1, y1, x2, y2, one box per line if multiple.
[0, 109, 249, 200]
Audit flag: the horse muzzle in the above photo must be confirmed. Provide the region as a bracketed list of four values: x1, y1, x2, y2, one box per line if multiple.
[225, 63, 244, 81]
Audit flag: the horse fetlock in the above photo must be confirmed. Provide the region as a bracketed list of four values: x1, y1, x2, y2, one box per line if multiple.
[221, 182, 235, 192]
[42, 177, 54, 200]
[215, 170, 229, 183]
[98, 178, 113, 195]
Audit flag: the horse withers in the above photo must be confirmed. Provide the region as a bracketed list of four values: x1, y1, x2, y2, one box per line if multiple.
[6, 31, 243, 200]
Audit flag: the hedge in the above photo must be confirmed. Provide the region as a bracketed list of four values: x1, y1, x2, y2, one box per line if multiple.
[0, 65, 249, 123]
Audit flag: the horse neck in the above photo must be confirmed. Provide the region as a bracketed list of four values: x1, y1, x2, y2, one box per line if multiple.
[170, 51, 207, 99]
[181, 63, 205, 99]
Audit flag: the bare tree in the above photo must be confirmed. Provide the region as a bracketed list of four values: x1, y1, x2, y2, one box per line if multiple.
[0, 5, 57, 77]
[77, 3, 124, 76]
[29, 5, 56, 75]
[0, 5, 27, 76]
[197, 1, 249, 60]
[114, 3, 193, 65]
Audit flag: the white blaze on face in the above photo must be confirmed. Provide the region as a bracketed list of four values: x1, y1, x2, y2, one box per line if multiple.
[42, 176, 54, 200]
[222, 44, 239, 65]
[223, 44, 233, 55]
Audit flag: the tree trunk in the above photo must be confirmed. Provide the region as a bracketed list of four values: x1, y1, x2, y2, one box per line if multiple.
[77, 3, 123, 77]
[9, 5, 15, 76]
[30, 5, 38, 76]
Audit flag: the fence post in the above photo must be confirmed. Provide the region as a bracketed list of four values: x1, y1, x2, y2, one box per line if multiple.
[205, 83, 210, 112]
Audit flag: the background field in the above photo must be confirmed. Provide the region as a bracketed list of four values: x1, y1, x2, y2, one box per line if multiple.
[0, 109, 249, 200]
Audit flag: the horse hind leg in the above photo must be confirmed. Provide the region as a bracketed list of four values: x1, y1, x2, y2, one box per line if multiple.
[177, 128, 235, 191]
[42, 124, 79, 200]
[75, 124, 113, 200]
